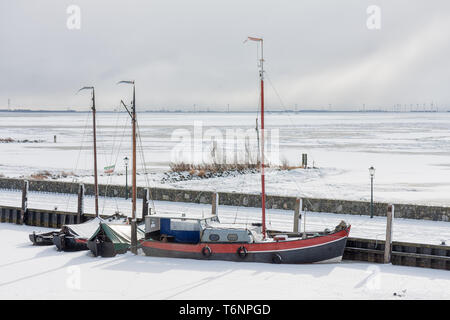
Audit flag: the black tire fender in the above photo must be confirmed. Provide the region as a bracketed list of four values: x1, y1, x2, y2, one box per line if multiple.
[272, 253, 282, 264]
[202, 246, 212, 257]
[237, 246, 248, 258]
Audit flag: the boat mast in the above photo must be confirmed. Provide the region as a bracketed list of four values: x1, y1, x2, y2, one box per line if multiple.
[132, 83, 137, 249]
[78, 86, 99, 217]
[247, 36, 266, 239]
[118, 80, 138, 254]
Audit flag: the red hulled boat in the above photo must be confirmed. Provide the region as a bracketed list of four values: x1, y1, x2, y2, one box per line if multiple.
[139, 37, 351, 264]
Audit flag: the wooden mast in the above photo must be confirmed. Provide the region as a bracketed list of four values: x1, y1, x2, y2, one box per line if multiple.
[118, 80, 137, 254]
[92, 88, 99, 218]
[131, 82, 137, 254]
[78, 86, 99, 217]
[247, 36, 266, 239]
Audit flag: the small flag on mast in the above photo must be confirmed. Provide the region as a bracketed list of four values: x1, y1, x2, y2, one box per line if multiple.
[104, 165, 115, 174]
[247, 36, 262, 42]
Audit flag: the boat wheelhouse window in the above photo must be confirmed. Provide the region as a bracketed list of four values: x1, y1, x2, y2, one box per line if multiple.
[227, 234, 238, 241]
[209, 234, 220, 241]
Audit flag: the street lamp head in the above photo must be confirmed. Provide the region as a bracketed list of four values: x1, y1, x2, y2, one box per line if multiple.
[124, 156, 129, 166]
[369, 166, 375, 177]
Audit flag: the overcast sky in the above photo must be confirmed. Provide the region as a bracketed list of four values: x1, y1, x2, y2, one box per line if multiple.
[1, 0, 450, 111]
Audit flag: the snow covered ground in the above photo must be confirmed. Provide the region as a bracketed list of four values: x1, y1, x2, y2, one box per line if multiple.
[2, 111, 450, 207]
[0, 223, 449, 300]
[1, 189, 449, 246]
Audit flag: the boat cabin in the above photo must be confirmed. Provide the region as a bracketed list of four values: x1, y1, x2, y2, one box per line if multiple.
[144, 213, 255, 244]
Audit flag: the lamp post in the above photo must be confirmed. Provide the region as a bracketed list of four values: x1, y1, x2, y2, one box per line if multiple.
[124, 156, 129, 200]
[369, 166, 375, 218]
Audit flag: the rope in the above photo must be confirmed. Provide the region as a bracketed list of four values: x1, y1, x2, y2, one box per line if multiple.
[64, 111, 91, 212]
[264, 69, 385, 231]
[265, 70, 340, 201]
[100, 110, 129, 214]
[136, 120, 157, 216]
[102, 109, 124, 214]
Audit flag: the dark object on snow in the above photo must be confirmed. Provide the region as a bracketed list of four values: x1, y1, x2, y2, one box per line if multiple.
[52, 217, 102, 251]
[29, 231, 59, 246]
[28, 214, 128, 251]
[302, 153, 307, 168]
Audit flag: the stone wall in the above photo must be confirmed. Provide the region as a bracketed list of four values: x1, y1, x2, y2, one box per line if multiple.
[0, 177, 449, 221]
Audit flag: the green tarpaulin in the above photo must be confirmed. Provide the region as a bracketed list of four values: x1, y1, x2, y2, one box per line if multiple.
[89, 223, 145, 253]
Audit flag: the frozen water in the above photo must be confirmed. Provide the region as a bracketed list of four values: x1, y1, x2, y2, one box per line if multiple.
[2, 111, 450, 206]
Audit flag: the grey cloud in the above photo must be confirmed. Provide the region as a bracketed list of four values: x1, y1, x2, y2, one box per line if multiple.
[0, 0, 449, 110]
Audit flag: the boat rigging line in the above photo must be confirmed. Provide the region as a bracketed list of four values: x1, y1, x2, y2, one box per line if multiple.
[64, 110, 91, 212]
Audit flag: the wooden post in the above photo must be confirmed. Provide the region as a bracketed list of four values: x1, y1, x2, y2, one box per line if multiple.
[20, 180, 28, 224]
[51, 213, 58, 228]
[142, 188, 149, 219]
[43, 212, 49, 227]
[302, 154, 308, 168]
[211, 192, 219, 215]
[35, 211, 41, 226]
[60, 214, 66, 227]
[384, 204, 394, 263]
[77, 184, 84, 223]
[302, 206, 307, 239]
[293, 198, 301, 233]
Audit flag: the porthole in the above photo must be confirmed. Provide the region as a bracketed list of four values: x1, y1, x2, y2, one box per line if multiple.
[209, 234, 220, 241]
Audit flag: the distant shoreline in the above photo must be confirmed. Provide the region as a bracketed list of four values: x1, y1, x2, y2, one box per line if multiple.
[0, 109, 443, 114]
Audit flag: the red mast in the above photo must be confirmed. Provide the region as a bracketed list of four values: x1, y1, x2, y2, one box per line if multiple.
[247, 36, 266, 239]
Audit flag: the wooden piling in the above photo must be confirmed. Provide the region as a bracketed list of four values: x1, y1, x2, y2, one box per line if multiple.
[35, 211, 41, 226]
[77, 184, 84, 223]
[293, 198, 301, 233]
[51, 213, 58, 228]
[301, 153, 308, 168]
[302, 206, 307, 239]
[211, 192, 219, 215]
[142, 188, 149, 219]
[43, 212, 49, 227]
[384, 204, 394, 263]
[60, 214, 66, 227]
[20, 180, 28, 224]
[11, 209, 18, 224]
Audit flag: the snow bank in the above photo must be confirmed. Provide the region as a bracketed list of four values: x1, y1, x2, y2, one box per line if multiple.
[0, 224, 449, 299]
